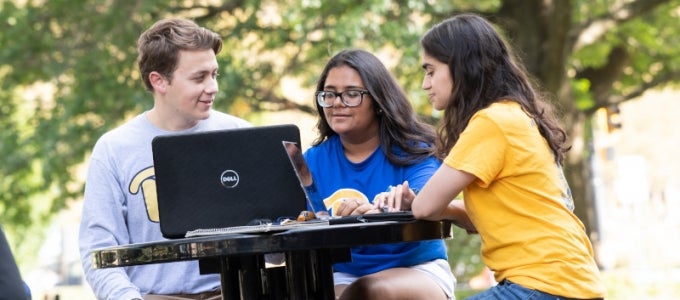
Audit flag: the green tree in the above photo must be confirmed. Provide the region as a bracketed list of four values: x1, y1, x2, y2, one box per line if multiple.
[1, 0, 679, 278]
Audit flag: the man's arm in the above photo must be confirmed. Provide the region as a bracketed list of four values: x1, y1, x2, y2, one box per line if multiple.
[79, 156, 143, 300]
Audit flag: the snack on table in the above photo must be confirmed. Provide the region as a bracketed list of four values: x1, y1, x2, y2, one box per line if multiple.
[296, 210, 315, 222]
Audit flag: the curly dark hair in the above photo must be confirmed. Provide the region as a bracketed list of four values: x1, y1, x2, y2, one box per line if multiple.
[420, 14, 570, 163]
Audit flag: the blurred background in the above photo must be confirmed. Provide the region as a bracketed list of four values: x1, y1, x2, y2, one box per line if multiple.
[1, 0, 679, 299]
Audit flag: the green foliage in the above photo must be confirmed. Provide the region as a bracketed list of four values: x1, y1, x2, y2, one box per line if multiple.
[572, 78, 595, 110]
[572, 43, 613, 70]
[2, 0, 680, 281]
[446, 226, 483, 282]
[614, 5, 680, 92]
[570, 0, 680, 104]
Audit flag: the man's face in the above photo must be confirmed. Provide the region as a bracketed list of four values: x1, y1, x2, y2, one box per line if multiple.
[158, 49, 219, 130]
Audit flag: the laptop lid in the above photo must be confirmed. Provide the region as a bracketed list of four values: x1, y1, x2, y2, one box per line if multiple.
[282, 141, 318, 213]
[152, 124, 307, 238]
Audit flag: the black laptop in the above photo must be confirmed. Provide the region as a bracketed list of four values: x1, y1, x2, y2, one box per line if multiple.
[152, 124, 308, 238]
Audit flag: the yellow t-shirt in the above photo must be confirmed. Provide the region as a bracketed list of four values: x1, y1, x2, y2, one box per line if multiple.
[444, 101, 606, 298]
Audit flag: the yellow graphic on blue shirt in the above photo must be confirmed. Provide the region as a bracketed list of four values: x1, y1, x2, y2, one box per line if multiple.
[323, 188, 369, 217]
[129, 166, 159, 222]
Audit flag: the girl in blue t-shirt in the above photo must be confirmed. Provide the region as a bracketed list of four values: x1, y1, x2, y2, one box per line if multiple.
[303, 49, 455, 300]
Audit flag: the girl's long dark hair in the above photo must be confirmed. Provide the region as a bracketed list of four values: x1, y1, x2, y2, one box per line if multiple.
[420, 14, 569, 163]
[313, 49, 437, 165]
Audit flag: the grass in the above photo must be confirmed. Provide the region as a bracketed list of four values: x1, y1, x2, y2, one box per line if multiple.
[601, 268, 680, 300]
[453, 268, 680, 300]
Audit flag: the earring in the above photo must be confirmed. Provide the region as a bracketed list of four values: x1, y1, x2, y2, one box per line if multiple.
[377, 109, 383, 115]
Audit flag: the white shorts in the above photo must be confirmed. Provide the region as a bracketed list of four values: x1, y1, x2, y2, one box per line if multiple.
[333, 259, 456, 300]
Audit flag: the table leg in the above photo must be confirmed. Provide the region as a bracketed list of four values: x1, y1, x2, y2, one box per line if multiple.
[313, 249, 338, 300]
[219, 255, 266, 300]
[285, 251, 310, 299]
[219, 257, 240, 300]
[263, 265, 287, 299]
[285, 249, 346, 300]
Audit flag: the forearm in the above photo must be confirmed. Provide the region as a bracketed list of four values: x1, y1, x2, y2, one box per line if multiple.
[444, 200, 477, 233]
[81, 252, 141, 300]
[411, 164, 475, 220]
[413, 199, 463, 221]
[80, 224, 141, 299]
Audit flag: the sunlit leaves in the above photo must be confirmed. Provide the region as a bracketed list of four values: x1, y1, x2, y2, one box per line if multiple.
[573, 78, 595, 110]
[2, 0, 680, 278]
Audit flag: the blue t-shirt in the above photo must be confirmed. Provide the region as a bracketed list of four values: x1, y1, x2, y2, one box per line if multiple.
[304, 135, 448, 276]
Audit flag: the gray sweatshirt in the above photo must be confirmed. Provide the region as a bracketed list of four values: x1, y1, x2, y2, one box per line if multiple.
[79, 111, 251, 300]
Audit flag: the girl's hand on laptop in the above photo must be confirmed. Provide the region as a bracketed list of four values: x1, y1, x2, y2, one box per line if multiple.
[373, 181, 416, 212]
[335, 198, 372, 216]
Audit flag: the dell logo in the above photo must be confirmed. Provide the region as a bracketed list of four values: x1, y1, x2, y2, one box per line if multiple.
[220, 170, 239, 188]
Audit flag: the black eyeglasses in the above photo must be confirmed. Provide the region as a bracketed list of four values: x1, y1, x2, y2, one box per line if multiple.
[316, 90, 370, 108]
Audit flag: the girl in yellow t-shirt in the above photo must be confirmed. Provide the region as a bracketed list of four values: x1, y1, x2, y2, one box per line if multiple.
[377, 14, 606, 300]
